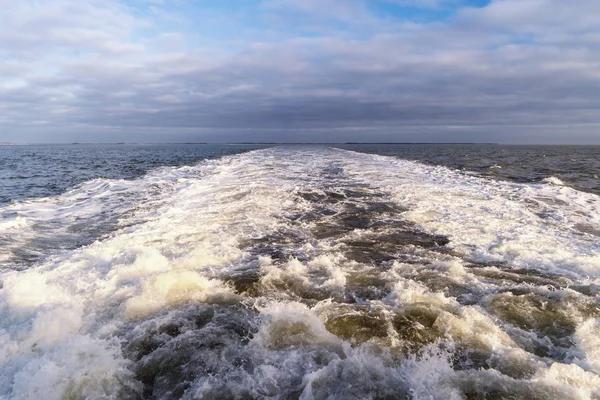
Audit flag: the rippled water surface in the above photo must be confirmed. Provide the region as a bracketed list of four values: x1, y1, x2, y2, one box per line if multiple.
[1, 145, 599, 399]
[339, 144, 600, 195]
[0, 144, 267, 205]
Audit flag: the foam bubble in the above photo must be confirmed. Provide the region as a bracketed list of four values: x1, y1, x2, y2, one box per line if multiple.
[123, 271, 235, 320]
[338, 148, 600, 279]
[0, 216, 28, 231]
[543, 176, 565, 186]
[571, 319, 600, 374]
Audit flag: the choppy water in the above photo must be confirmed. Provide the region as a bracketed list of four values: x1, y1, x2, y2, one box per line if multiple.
[0, 144, 266, 269]
[339, 144, 600, 196]
[0, 144, 266, 205]
[1, 145, 600, 399]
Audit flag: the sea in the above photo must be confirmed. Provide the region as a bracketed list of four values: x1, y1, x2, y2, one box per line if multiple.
[0, 143, 599, 399]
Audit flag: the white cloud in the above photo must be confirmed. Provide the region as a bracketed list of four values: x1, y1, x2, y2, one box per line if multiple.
[1, 0, 600, 143]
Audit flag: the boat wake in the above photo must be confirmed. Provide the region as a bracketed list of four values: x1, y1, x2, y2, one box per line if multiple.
[1, 147, 599, 399]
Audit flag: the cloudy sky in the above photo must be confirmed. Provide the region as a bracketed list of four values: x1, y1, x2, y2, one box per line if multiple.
[1, 0, 599, 143]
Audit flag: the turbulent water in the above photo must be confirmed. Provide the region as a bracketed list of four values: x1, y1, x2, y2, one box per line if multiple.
[0, 144, 266, 205]
[339, 144, 600, 196]
[1, 145, 600, 399]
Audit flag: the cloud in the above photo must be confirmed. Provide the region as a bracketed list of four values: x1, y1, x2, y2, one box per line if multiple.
[387, 0, 458, 9]
[1, 0, 599, 143]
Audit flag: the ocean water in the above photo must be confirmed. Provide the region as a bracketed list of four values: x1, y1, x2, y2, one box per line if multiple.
[339, 144, 600, 196]
[1, 144, 599, 399]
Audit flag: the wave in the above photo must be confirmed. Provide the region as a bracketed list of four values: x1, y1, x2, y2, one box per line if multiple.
[0, 160, 226, 270]
[543, 176, 565, 186]
[1, 147, 599, 399]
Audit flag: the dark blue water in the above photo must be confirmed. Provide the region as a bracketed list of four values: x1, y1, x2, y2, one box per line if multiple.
[0, 144, 268, 204]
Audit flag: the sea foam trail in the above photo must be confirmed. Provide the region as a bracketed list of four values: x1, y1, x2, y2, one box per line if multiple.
[0, 162, 220, 270]
[1, 147, 599, 399]
[336, 148, 600, 279]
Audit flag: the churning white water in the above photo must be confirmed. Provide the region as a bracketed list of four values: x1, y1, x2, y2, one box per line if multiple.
[1, 147, 599, 399]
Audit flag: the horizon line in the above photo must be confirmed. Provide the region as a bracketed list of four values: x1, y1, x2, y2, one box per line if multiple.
[4, 141, 600, 146]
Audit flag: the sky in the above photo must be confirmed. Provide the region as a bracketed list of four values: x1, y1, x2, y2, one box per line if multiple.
[1, 0, 600, 144]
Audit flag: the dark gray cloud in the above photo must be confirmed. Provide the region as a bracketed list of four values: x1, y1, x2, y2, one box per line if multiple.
[1, 0, 600, 143]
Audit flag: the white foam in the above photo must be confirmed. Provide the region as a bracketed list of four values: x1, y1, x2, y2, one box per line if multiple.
[337, 148, 600, 280]
[2, 146, 600, 397]
[543, 176, 565, 186]
[260, 254, 347, 299]
[571, 319, 600, 374]
[253, 301, 342, 350]
[533, 362, 600, 399]
[123, 271, 235, 320]
[0, 216, 28, 231]
[0, 150, 292, 397]
[9, 335, 137, 400]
